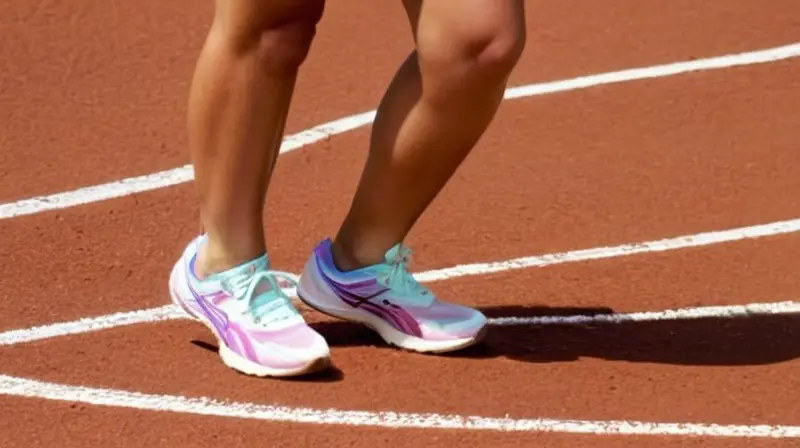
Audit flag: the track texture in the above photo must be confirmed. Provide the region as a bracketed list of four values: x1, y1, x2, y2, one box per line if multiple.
[1, 0, 799, 446]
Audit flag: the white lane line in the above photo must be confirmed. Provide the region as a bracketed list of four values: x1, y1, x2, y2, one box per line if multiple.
[2, 215, 799, 347]
[0, 305, 186, 347]
[503, 41, 800, 99]
[0, 374, 797, 438]
[490, 300, 800, 326]
[2, 299, 799, 347]
[0, 109, 377, 221]
[0, 222, 797, 435]
[414, 218, 800, 282]
[1, 42, 798, 220]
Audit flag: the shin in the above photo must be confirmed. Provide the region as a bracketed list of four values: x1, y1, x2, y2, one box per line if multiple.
[188, 0, 324, 276]
[333, 0, 526, 269]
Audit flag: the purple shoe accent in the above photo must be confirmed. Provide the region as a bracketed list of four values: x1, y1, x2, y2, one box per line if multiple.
[182, 254, 267, 363]
[224, 321, 259, 362]
[183, 265, 312, 368]
[312, 239, 423, 338]
[172, 236, 330, 374]
[186, 279, 235, 344]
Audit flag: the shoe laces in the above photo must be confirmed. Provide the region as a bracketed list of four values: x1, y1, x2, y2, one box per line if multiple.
[377, 245, 434, 305]
[221, 268, 300, 325]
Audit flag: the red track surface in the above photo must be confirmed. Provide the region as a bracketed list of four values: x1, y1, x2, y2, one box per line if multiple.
[1, 1, 799, 446]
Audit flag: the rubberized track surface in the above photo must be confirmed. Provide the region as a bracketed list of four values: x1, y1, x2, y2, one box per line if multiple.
[1, 1, 799, 446]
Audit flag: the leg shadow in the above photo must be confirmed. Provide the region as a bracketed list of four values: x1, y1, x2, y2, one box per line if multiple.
[311, 304, 800, 366]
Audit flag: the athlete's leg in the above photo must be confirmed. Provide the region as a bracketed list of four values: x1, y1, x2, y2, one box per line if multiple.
[189, 0, 324, 277]
[296, 0, 525, 353]
[170, 0, 330, 378]
[332, 0, 526, 269]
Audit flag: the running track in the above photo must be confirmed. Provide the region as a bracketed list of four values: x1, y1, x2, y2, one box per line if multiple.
[1, 1, 799, 447]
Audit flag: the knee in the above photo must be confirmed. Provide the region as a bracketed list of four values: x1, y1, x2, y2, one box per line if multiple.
[217, 1, 325, 73]
[464, 25, 527, 80]
[419, 21, 526, 88]
[255, 11, 323, 73]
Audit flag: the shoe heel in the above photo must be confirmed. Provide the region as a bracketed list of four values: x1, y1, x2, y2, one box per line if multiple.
[168, 260, 200, 320]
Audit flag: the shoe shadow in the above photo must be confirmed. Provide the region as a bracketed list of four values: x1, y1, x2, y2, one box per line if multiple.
[189, 339, 345, 383]
[309, 304, 800, 366]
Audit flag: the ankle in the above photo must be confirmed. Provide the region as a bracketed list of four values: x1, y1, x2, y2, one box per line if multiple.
[329, 238, 389, 273]
[328, 240, 362, 273]
[196, 238, 265, 279]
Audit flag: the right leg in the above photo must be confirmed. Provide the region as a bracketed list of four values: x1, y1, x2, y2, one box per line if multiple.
[189, 0, 324, 276]
[170, 0, 330, 378]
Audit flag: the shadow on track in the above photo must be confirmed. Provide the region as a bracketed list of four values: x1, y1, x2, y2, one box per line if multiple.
[309, 304, 800, 366]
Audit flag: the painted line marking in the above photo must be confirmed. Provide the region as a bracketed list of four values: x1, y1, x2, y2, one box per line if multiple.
[414, 218, 800, 283]
[489, 300, 800, 326]
[0, 221, 798, 437]
[1, 373, 798, 438]
[1, 41, 798, 220]
[2, 42, 799, 438]
[2, 216, 799, 347]
[0, 306, 185, 347]
[2, 300, 799, 348]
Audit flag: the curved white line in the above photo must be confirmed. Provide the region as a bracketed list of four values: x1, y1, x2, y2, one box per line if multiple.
[1, 373, 798, 437]
[2, 300, 799, 348]
[2, 215, 799, 347]
[2, 42, 800, 438]
[1, 42, 798, 220]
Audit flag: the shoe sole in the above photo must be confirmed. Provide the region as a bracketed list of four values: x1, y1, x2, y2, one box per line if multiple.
[169, 263, 331, 378]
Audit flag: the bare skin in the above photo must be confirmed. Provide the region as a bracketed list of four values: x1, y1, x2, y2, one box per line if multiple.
[333, 0, 526, 270]
[189, 0, 526, 277]
[189, 0, 325, 277]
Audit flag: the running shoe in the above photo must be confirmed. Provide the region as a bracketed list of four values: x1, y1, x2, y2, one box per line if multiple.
[169, 235, 331, 377]
[296, 238, 487, 353]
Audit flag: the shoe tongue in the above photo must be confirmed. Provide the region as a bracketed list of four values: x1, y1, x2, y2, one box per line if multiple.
[243, 263, 298, 323]
[250, 276, 299, 324]
[250, 276, 279, 309]
[252, 277, 273, 295]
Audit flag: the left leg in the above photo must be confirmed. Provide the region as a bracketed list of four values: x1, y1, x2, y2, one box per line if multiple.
[297, 0, 526, 353]
[333, 0, 526, 269]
